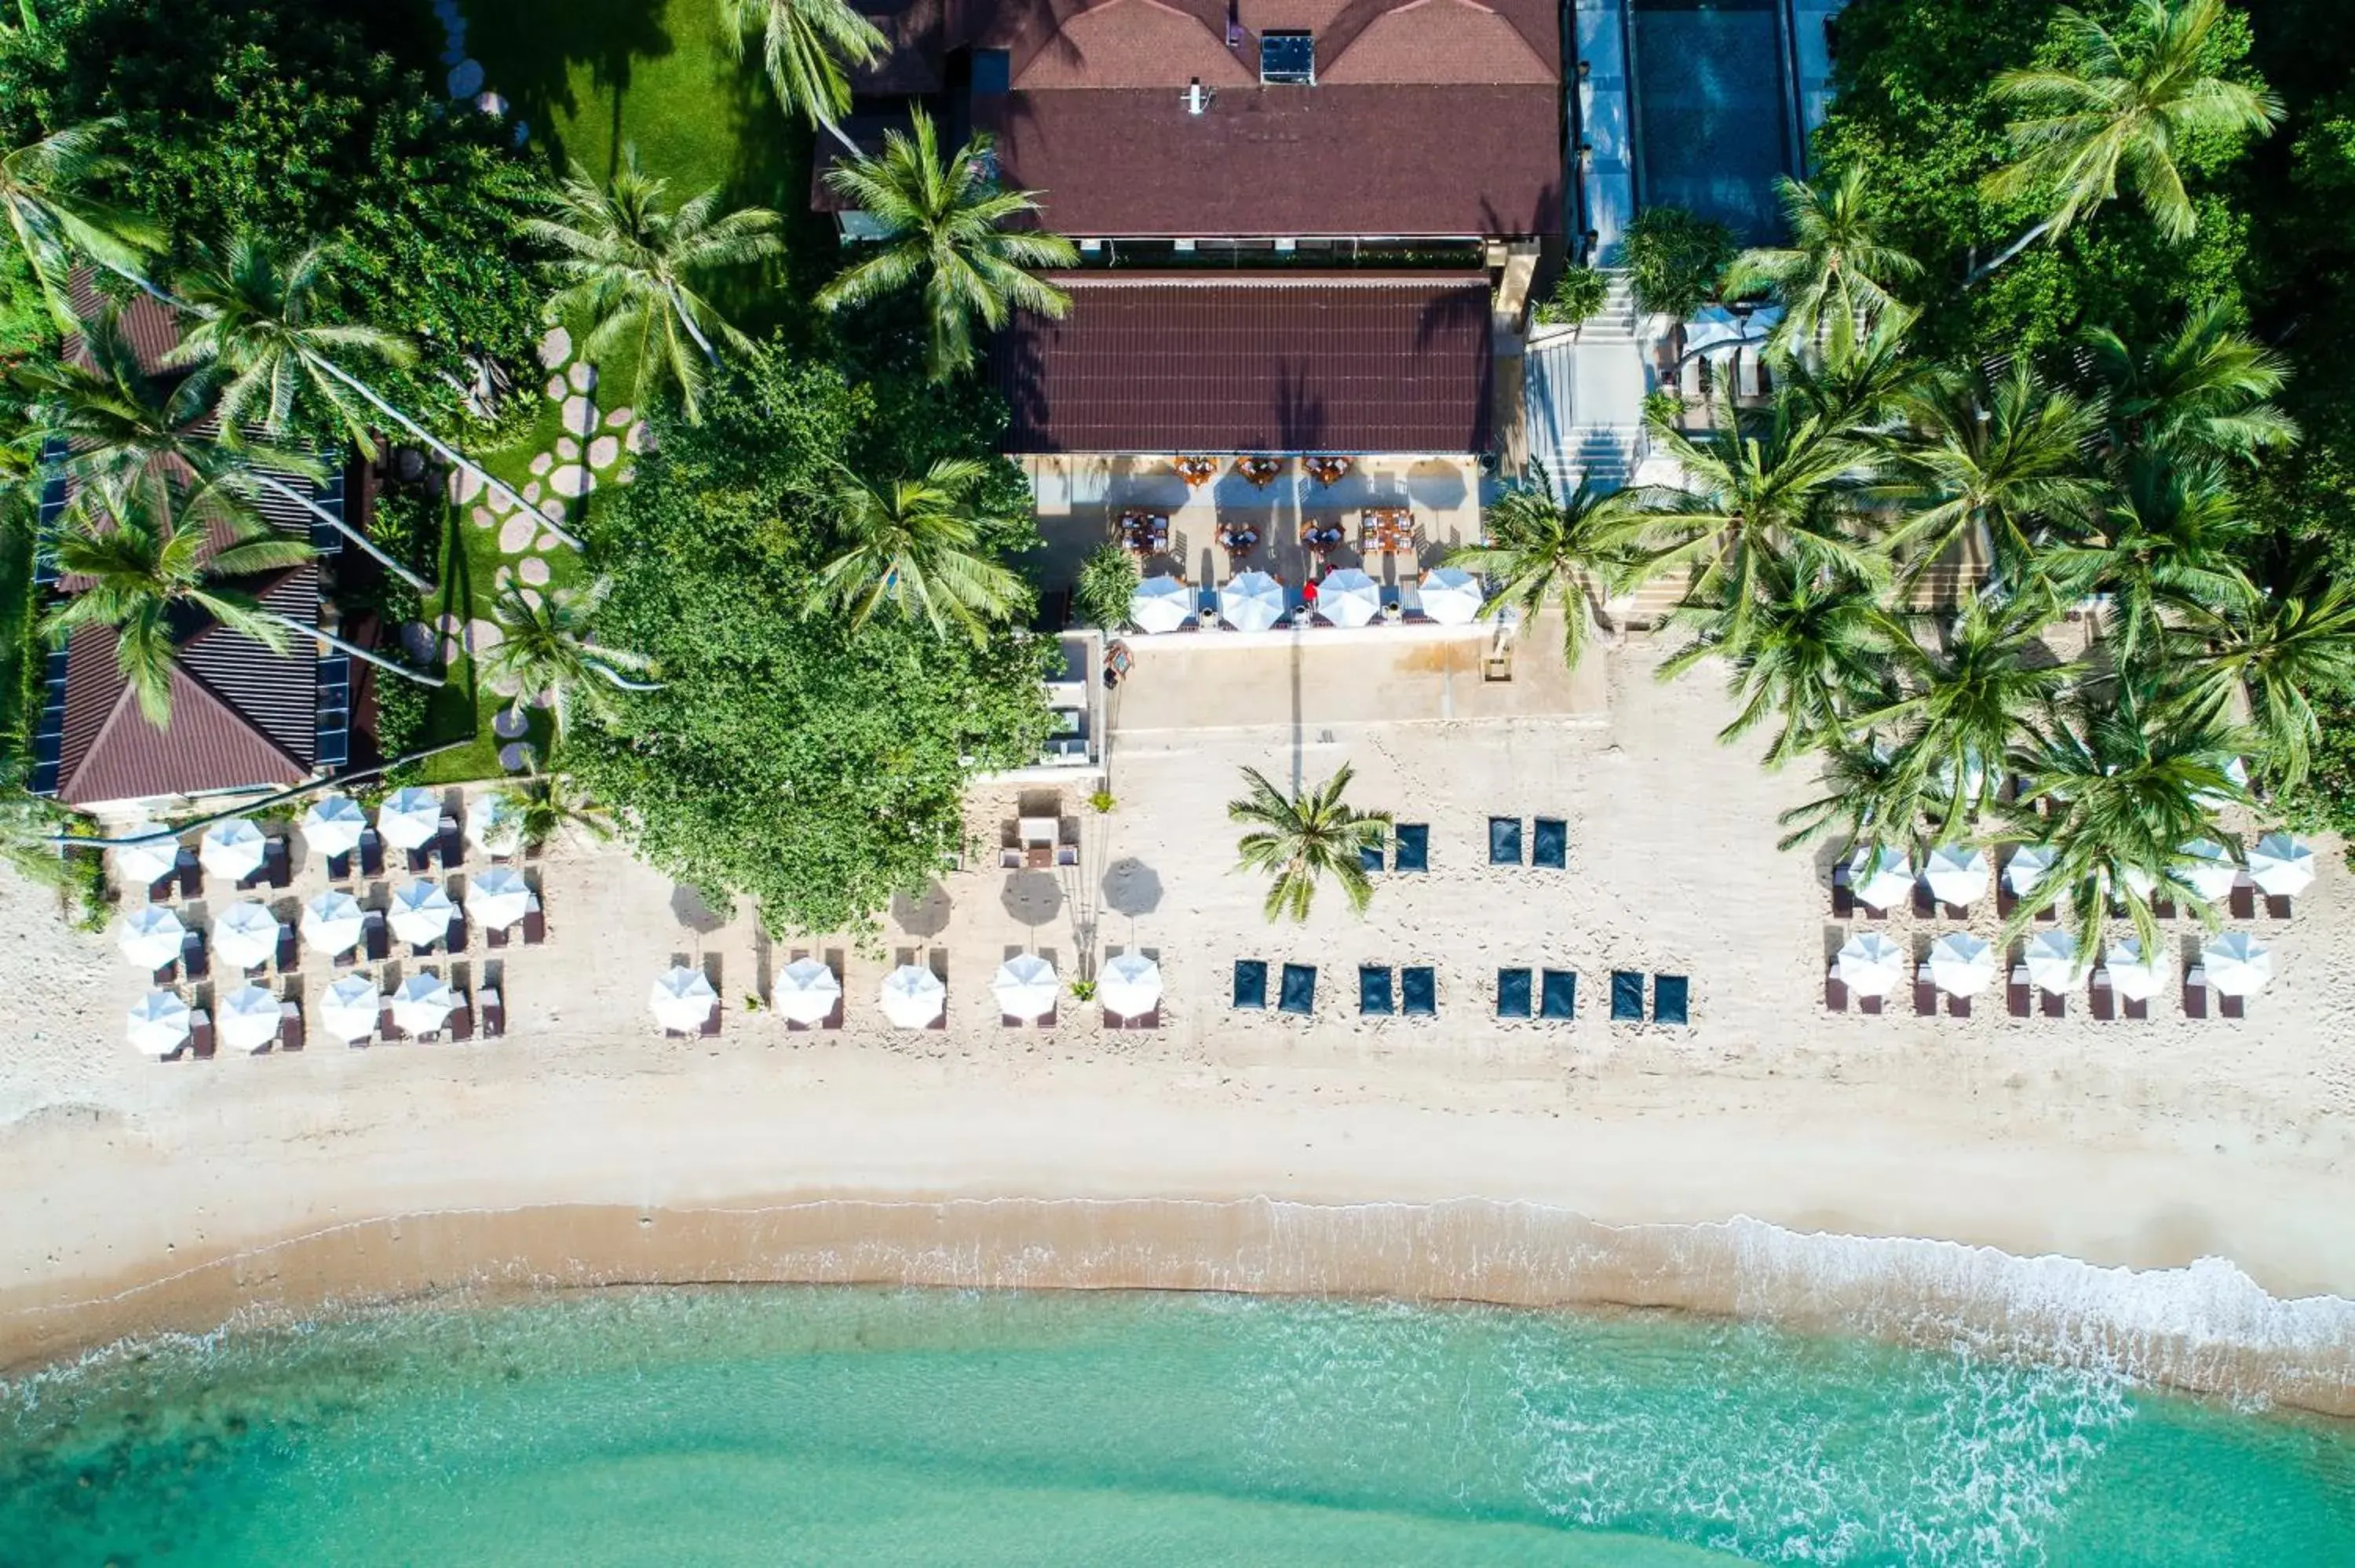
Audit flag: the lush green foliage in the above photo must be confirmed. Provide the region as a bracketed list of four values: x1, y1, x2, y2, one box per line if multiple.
[1534, 264, 1610, 327]
[1073, 542, 1138, 629]
[1621, 207, 1734, 319]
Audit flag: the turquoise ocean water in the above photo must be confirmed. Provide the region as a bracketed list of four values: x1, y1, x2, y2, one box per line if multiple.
[2, 1287, 2351, 1566]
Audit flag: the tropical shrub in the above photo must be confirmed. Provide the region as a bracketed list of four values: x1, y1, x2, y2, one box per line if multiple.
[1621, 207, 1734, 319]
[1534, 264, 1610, 326]
[1074, 542, 1139, 629]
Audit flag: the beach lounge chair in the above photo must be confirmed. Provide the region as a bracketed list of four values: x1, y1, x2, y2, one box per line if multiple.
[446, 912, 468, 954]
[1233, 960, 1268, 1010]
[1831, 862, 1855, 918]
[1359, 965, 1395, 1016]
[240, 838, 288, 891]
[2009, 965, 2032, 1019]
[363, 910, 389, 962]
[1996, 884, 2017, 919]
[2090, 969, 2115, 1021]
[480, 987, 505, 1038]
[1401, 966, 1436, 1017]
[2218, 986, 2245, 1020]
[486, 921, 509, 949]
[188, 1008, 213, 1059]
[1278, 963, 1316, 1017]
[378, 1003, 401, 1044]
[1532, 818, 1567, 870]
[1610, 970, 1645, 1023]
[1915, 963, 1938, 1017]
[151, 951, 177, 986]
[2041, 981, 2067, 1018]
[1393, 824, 1429, 873]
[1488, 817, 1522, 865]
[359, 828, 384, 880]
[1824, 965, 1848, 1012]
[1653, 975, 1689, 1026]
[1912, 880, 1936, 918]
[278, 1001, 304, 1052]
[436, 815, 462, 869]
[2266, 892, 2294, 921]
[522, 899, 546, 945]
[2225, 877, 2254, 920]
[275, 924, 299, 974]
[1496, 967, 1532, 1018]
[2184, 965, 2210, 1019]
[155, 852, 195, 903]
[180, 930, 207, 983]
[1540, 968, 1577, 1020]
[1857, 986, 1883, 1016]
[2123, 989, 2148, 1020]
[701, 997, 722, 1036]
[405, 840, 432, 875]
[1948, 986, 1970, 1019]
[449, 995, 475, 1041]
[1360, 841, 1385, 873]
[325, 848, 352, 883]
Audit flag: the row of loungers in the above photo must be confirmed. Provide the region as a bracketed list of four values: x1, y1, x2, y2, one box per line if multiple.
[1836, 867, 2297, 923]
[165, 987, 508, 1057]
[144, 903, 546, 989]
[1355, 819, 1579, 873]
[1828, 964, 2248, 1019]
[144, 819, 500, 905]
[147, 841, 292, 900]
[1233, 962, 1689, 1024]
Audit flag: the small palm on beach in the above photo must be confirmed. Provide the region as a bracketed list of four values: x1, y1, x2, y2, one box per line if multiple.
[1722, 168, 1921, 354]
[1229, 764, 1392, 923]
[1449, 478, 1655, 669]
[481, 578, 661, 745]
[1662, 561, 1899, 768]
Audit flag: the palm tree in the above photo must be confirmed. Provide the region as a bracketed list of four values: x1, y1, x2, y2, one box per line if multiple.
[1885, 359, 2105, 589]
[1447, 478, 1656, 669]
[498, 763, 614, 851]
[2041, 454, 2253, 669]
[1661, 563, 1899, 767]
[526, 147, 785, 423]
[2083, 302, 2298, 460]
[1722, 168, 1922, 354]
[0, 121, 163, 326]
[1775, 738, 1929, 855]
[816, 108, 1079, 382]
[479, 578, 661, 742]
[805, 456, 1026, 643]
[2170, 543, 2355, 791]
[1772, 302, 1928, 432]
[1975, 0, 2282, 279]
[1228, 764, 1393, 923]
[717, 0, 888, 155]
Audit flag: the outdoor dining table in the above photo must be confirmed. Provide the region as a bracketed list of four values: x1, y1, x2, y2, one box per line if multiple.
[1119, 511, 1169, 556]
[1217, 523, 1261, 556]
[1362, 509, 1415, 553]
[1302, 523, 1345, 552]
[1234, 456, 1283, 487]
[1303, 455, 1353, 487]
[1174, 456, 1219, 487]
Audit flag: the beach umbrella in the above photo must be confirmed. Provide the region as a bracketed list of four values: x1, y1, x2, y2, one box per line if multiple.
[2023, 930, 2083, 994]
[2103, 938, 2167, 1003]
[217, 983, 282, 1053]
[389, 972, 457, 1034]
[2116, 864, 2158, 902]
[299, 794, 367, 858]
[1097, 952, 1163, 1020]
[2247, 833, 2315, 899]
[317, 975, 381, 1043]
[648, 965, 717, 1032]
[1417, 567, 1484, 626]
[466, 793, 523, 857]
[1128, 574, 1191, 634]
[377, 786, 443, 851]
[1317, 567, 1382, 628]
[878, 963, 946, 1029]
[466, 866, 533, 930]
[1217, 571, 1284, 633]
[991, 954, 1059, 1021]
[2200, 932, 2273, 997]
[212, 900, 282, 970]
[115, 905, 185, 969]
[1921, 844, 1991, 908]
[125, 989, 192, 1057]
[111, 823, 180, 885]
[2173, 839, 2240, 905]
[2003, 844, 2056, 895]
[198, 817, 266, 881]
[774, 957, 842, 1025]
[386, 879, 455, 947]
[301, 889, 366, 957]
[1846, 845, 1913, 911]
[1926, 932, 1996, 997]
[2195, 755, 2250, 812]
[1835, 932, 1906, 997]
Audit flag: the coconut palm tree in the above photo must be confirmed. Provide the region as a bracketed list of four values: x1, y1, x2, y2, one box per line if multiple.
[1722, 168, 1922, 354]
[2169, 543, 2355, 791]
[717, 0, 888, 154]
[805, 456, 1026, 643]
[816, 108, 1079, 382]
[0, 121, 163, 326]
[2041, 454, 2253, 669]
[1975, 0, 2282, 279]
[1775, 737, 1929, 855]
[1447, 477, 1656, 669]
[527, 146, 785, 423]
[1228, 763, 1393, 923]
[479, 578, 661, 743]
[1660, 562, 1899, 767]
[498, 764, 614, 852]
[1771, 302, 1927, 433]
[2083, 302, 2299, 460]
[1885, 359, 2105, 589]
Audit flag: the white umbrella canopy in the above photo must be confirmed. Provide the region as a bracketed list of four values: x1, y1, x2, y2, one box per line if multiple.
[774, 957, 842, 1024]
[2023, 930, 2083, 994]
[317, 975, 382, 1042]
[879, 963, 946, 1029]
[1217, 571, 1284, 633]
[199, 818, 266, 881]
[1922, 844, 1991, 908]
[389, 972, 457, 1034]
[2247, 833, 2315, 899]
[126, 989, 192, 1056]
[2173, 839, 2240, 905]
[466, 793, 524, 857]
[1846, 846, 1914, 911]
[2102, 938, 2167, 1003]
[1129, 574, 1191, 634]
[300, 890, 366, 957]
[212, 900, 283, 969]
[1835, 932, 1907, 997]
[300, 795, 367, 857]
[387, 880, 455, 946]
[2195, 754, 2251, 812]
[1926, 932, 1996, 997]
[1097, 952, 1163, 1019]
[116, 905, 186, 968]
[111, 824, 181, 885]
[648, 966, 717, 1031]
[2003, 844, 2056, 895]
[217, 983, 282, 1053]
[2116, 864, 2158, 903]
[1318, 567, 1382, 628]
[2200, 932, 2273, 997]
[991, 954, 1059, 1020]
[466, 866, 533, 930]
[1417, 567, 1484, 626]
[378, 786, 444, 851]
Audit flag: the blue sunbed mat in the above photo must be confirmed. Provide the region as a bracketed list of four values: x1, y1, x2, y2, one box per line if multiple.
[1359, 965, 1395, 1015]
[1654, 974, 1689, 1025]
[1233, 960, 1268, 1009]
[1401, 966, 1436, 1016]
[1394, 824, 1429, 872]
[1488, 817, 1523, 865]
[1540, 968, 1577, 1019]
[1532, 817, 1567, 869]
[1611, 970, 1646, 1022]
[1360, 842, 1386, 873]
[1497, 968, 1532, 1018]
[1279, 963, 1316, 1016]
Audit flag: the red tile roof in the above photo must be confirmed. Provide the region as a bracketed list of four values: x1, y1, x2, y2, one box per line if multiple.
[991, 272, 1492, 453]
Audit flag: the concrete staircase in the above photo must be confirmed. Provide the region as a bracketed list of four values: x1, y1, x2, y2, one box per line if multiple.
[1523, 269, 1646, 494]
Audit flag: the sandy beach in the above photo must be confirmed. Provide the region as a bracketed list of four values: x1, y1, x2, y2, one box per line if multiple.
[5, 636, 2353, 1411]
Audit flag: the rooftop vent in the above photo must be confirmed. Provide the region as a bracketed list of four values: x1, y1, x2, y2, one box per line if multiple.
[1185, 77, 1212, 115]
[1259, 31, 1315, 85]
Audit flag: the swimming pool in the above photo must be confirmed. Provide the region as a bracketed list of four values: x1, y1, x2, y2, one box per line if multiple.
[1628, 0, 1798, 243]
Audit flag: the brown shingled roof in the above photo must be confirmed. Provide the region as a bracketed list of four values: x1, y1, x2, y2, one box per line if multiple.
[991, 272, 1492, 453]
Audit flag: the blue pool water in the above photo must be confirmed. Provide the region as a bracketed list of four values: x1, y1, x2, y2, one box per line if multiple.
[1631, 0, 1797, 242]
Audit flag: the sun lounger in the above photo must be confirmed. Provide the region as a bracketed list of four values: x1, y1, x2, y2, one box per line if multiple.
[2041, 982, 2067, 1018]
[2090, 969, 2115, 1020]
[436, 815, 462, 869]
[278, 1001, 304, 1052]
[701, 999, 722, 1036]
[446, 912, 468, 954]
[1997, 885, 2017, 919]
[1653, 975, 1689, 1026]
[1912, 881, 1936, 918]
[1858, 988, 1883, 1016]
[2183, 965, 2209, 1019]
[406, 841, 432, 875]
[359, 828, 383, 880]
[449, 996, 475, 1041]
[171, 848, 199, 899]
[1915, 963, 1938, 1016]
[2009, 965, 2032, 1019]
[378, 1003, 401, 1043]
[276, 924, 299, 973]
[180, 929, 207, 983]
[1488, 817, 1522, 865]
[2266, 892, 2293, 921]
[1948, 987, 1970, 1018]
[1401, 966, 1436, 1016]
[486, 922, 509, 949]
[1360, 841, 1385, 873]
[1359, 965, 1395, 1016]
[2230, 878, 2255, 920]
[1532, 818, 1567, 870]
[240, 838, 288, 891]
[1825, 965, 1848, 1012]
[1278, 962, 1316, 1017]
[1610, 970, 1645, 1023]
[1496, 967, 1532, 1018]
[150, 852, 188, 902]
[2218, 987, 2245, 1019]
[325, 848, 352, 882]
[188, 1008, 213, 1059]
[152, 952, 177, 986]
[1831, 862, 1855, 917]
[2123, 990, 2148, 1020]
[1233, 960, 1268, 1010]
[480, 987, 505, 1039]
[363, 910, 389, 962]
[1393, 824, 1429, 872]
[1540, 968, 1577, 1020]
[522, 899, 546, 944]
